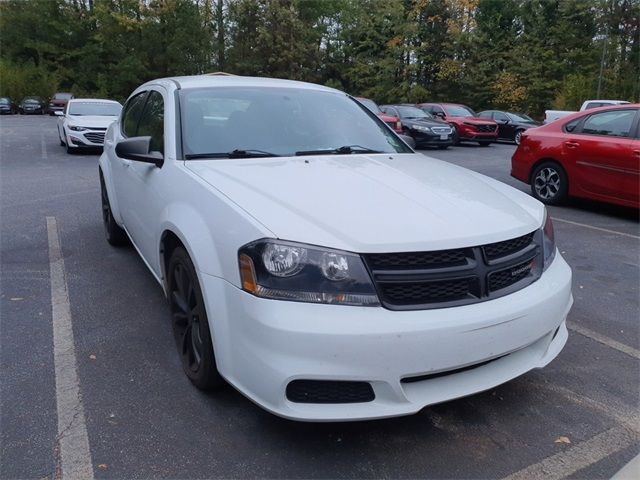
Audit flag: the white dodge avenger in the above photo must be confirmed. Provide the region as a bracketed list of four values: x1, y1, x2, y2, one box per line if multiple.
[99, 75, 573, 421]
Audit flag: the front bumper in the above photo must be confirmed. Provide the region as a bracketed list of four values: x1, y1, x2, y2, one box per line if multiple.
[411, 129, 453, 147]
[200, 253, 572, 421]
[65, 128, 106, 148]
[458, 126, 498, 141]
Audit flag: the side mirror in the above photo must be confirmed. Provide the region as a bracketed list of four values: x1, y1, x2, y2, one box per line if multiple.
[435, 112, 446, 119]
[115, 136, 164, 167]
[54, 110, 64, 117]
[399, 134, 416, 149]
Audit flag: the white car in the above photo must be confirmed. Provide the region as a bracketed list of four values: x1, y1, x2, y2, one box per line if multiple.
[99, 75, 573, 421]
[544, 99, 630, 124]
[56, 99, 122, 153]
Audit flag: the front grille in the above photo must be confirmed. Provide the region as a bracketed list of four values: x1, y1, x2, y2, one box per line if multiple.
[380, 277, 478, 305]
[484, 232, 535, 260]
[488, 258, 535, 292]
[362, 230, 542, 310]
[477, 124, 497, 133]
[366, 249, 469, 269]
[84, 132, 105, 144]
[286, 380, 375, 404]
[432, 126, 453, 134]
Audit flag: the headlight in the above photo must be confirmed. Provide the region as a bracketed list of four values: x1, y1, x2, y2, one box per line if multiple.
[542, 209, 556, 271]
[238, 240, 379, 306]
[68, 125, 87, 131]
[412, 124, 432, 133]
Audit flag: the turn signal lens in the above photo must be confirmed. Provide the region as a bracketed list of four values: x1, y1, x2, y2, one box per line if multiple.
[239, 253, 257, 293]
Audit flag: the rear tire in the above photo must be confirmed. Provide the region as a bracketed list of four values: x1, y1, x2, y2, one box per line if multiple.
[514, 130, 524, 145]
[168, 246, 225, 391]
[530, 161, 568, 205]
[100, 173, 128, 246]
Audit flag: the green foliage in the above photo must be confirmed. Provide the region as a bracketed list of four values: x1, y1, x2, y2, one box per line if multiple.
[0, 0, 637, 115]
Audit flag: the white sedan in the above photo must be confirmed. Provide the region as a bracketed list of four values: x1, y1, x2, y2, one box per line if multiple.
[56, 99, 122, 153]
[99, 75, 573, 421]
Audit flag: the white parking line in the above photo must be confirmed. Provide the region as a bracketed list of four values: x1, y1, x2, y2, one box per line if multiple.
[553, 217, 640, 240]
[502, 426, 637, 480]
[47, 217, 94, 480]
[41, 133, 48, 160]
[568, 322, 640, 360]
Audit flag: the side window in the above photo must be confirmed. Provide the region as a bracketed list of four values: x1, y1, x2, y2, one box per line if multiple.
[494, 112, 508, 122]
[121, 92, 147, 137]
[478, 111, 493, 119]
[136, 91, 165, 153]
[563, 118, 580, 133]
[433, 106, 445, 116]
[580, 110, 636, 138]
[387, 107, 399, 117]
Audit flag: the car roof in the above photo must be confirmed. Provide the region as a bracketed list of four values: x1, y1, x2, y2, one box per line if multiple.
[419, 102, 467, 107]
[143, 74, 341, 94]
[68, 98, 121, 105]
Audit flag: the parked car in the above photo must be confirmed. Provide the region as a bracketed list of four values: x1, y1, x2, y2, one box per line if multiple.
[417, 103, 498, 146]
[99, 74, 572, 421]
[478, 110, 541, 144]
[512, 104, 639, 208]
[57, 99, 122, 153]
[0, 97, 18, 114]
[48, 92, 74, 115]
[355, 97, 403, 134]
[544, 99, 630, 124]
[18, 96, 47, 114]
[380, 104, 453, 148]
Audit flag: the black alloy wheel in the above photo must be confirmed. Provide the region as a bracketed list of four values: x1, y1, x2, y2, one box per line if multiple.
[168, 247, 224, 391]
[99, 173, 128, 245]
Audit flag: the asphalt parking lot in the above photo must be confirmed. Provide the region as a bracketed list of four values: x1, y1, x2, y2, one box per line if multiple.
[1, 115, 638, 479]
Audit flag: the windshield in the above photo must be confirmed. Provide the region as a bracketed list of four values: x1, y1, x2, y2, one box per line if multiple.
[508, 112, 535, 123]
[180, 87, 411, 158]
[68, 102, 121, 116]
[444, 105, 476, 117]
[24, 97, 41, 104]
[54, 93, 73, 100]
[357, 98, 382, 114]
[0, 98, 10, 104]
[396, 106, 432, 119]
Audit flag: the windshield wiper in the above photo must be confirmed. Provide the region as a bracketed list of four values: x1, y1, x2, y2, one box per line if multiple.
[295, 145, 383, 156]
[184, 149, 280, 160]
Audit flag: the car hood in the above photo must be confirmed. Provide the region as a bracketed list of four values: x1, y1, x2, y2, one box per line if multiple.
[186, 153, 544, 253]
[66, 115, 118, 128]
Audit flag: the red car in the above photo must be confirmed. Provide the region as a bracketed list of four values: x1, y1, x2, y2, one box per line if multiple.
[355, 97, 403, 133]
[417, 103, 498, 146]
[511, 104, 639, 208]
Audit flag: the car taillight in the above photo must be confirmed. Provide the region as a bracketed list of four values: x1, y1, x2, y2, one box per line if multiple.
[395, 121, 402, 131]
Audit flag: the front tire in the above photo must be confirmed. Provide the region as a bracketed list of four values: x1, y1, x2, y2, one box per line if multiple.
[168, 247, 224, 391]
[531, 161, 568, 205]
[478, 141, 491, 147]
[100, 173, 128, 246]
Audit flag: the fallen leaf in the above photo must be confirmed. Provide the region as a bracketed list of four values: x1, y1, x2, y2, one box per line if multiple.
[97, 464, 108, 470]
[554, 436, 571, 444]
[89, 354, 96, 360]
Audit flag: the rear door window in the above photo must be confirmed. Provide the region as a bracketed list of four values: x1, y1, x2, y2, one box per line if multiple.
[580, 110, 637, 138]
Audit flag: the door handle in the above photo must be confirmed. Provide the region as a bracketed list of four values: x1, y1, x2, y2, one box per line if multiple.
[564, 141, 580, 149]
[122, 159, 132, 168]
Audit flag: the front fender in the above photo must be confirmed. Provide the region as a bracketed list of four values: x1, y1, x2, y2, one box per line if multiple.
[98, 126, 124, 225]
[158, 202, 224, 283]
